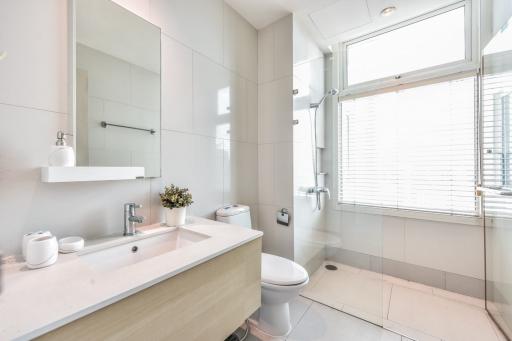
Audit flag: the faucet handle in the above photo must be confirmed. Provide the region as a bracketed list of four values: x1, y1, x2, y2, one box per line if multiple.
[124, 203, 142, 210]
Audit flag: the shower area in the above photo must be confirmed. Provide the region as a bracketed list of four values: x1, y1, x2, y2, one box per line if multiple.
[292, 1, 512, 340]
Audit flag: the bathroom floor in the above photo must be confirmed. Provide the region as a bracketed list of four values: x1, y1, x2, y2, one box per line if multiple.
[300, 261, 506, 341]
[240, 296, 406, 341]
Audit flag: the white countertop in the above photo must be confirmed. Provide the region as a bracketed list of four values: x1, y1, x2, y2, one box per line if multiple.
[0, 217, 262, 341]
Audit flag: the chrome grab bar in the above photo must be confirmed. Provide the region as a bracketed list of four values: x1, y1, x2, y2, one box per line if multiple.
[476, 186, 512, 196]
[101, 121, 156, 135]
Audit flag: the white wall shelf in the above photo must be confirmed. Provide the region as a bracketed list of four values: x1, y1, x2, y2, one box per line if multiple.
[41, 167, 145, 183]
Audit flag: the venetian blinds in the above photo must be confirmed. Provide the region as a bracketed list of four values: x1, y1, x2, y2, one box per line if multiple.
[481, 56, 512, 217]
[338, 76, 478, 216]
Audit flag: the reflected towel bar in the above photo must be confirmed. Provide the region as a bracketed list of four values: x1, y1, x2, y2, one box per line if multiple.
[100, 121, 156, 135]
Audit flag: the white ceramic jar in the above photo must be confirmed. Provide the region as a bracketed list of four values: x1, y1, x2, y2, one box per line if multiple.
[26, 236, 58, 269]
[165, 207, 187, 227]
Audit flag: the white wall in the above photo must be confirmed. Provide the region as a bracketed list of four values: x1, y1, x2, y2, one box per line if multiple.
[0, 0, 258, 256]
[257, 15, 295, 259]
[481, 0, 512, 48]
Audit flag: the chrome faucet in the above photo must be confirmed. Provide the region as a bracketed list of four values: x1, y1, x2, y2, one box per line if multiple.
[124, 203, 144, 236]
[306, 186, 331, 210]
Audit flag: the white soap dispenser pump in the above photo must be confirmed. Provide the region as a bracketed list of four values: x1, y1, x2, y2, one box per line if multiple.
[48, 131, 75, 167]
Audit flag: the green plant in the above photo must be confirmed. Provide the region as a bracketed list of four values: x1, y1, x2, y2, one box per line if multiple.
[160, 185, 193, 209]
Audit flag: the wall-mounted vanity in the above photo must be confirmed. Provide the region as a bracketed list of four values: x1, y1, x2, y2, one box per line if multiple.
[42, 0, 161, 182]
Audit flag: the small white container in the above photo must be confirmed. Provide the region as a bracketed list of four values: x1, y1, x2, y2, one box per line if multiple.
[26, 236, 58, 269]
[22, 231, 52, 261]
[58, 236, 84, 253]
[48, 145, 75, 167]
[48, 131, 75, 167]
[165, 207, 187, 227]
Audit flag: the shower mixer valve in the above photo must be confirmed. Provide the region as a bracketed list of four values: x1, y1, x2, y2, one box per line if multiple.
[307, 186, 331, 199]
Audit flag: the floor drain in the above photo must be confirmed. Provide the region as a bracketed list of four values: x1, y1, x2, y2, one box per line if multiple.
[325, 264, 338, 271]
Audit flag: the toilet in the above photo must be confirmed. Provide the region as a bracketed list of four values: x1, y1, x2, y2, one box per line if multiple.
[216, 205, 309, 337]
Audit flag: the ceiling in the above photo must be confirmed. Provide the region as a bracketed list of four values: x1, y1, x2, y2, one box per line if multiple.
[225, 0, 460, 50]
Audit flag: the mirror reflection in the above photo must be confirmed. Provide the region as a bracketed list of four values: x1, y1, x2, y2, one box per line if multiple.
[75, 0, 161, 177]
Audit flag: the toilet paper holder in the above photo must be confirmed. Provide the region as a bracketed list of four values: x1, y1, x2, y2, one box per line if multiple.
[276, 208, 290, 226]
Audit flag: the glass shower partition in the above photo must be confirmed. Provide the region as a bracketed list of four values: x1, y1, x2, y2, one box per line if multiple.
[481, 14, 512, 339]
[293, 42, 385, 328]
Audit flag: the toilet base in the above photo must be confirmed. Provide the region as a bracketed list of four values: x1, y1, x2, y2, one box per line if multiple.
[257, 302, 292, 337]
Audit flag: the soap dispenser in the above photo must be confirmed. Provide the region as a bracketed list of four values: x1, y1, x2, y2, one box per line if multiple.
[48, 131, 75, 167]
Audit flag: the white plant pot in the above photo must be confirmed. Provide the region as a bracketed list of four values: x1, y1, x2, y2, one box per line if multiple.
[165, 207, 187, 227]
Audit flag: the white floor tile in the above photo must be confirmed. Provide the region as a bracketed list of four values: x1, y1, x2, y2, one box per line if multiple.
[388, 284, 498, 341]
[383, 319, 441, 341]
[302, 261, 390, 319]
[287, 302, 401, 341]
[290, 296, 313, 328]
[431, 287, 485, 309]
[303, 261, 501, 341]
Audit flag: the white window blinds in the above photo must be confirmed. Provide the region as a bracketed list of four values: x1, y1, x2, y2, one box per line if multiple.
[481, 66, 512, 217]
[338, 76, 478, 216]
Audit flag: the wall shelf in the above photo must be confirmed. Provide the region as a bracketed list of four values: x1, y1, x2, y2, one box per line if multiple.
[41, 167, 145, 183]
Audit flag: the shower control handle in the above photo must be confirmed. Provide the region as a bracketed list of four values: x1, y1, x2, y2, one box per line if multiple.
[306, 186, 330, 199]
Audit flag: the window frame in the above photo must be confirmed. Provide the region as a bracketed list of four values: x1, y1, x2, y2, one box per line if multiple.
[332, 0, 483, 226]
[339, 1, 479, 97]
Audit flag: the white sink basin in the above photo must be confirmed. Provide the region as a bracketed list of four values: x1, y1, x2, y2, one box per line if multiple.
[80, 228, 209, 271]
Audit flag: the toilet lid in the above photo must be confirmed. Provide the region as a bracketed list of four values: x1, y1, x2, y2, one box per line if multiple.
[261, 253, 309, 286]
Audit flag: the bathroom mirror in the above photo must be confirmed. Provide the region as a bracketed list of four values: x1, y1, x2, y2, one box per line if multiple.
[74, 0, 161, 177]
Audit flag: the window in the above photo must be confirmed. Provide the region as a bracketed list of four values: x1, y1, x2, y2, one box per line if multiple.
[338, 77, 478, 216]
[481, 69, 512, 217]
[344, 4, 470, 88]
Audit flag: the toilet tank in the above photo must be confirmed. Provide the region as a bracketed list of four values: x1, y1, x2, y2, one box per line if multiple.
[215, 205, 252, 229]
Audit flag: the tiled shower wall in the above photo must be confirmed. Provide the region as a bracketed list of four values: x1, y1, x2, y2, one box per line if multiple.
[0, 0, 258, 256]
[257, 15, 295, 259]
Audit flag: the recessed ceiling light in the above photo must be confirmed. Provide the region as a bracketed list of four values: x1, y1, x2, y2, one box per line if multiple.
[380, 6, 397, 17]
[0, 51, 7, 61]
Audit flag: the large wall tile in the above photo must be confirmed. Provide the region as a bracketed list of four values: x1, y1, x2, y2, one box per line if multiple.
[258, 204, 294, 259]
[161, 36, 194, 133]
[247, 80, 259, 144]
[223, 3, 258, 82]
[404, 219, 485, 279]
[160, 130, 224, 219]
[223, 140, 258, 206]
[228, 74, 248, 142]
[293, 20, 324, 65]
[274, 142, 293, 207]
[193, 53, 230, 138]
[149, 0, 224, 64]
[258, 25, 274, 84]
[325, 210, 383, 258]
[77, 44, 131, 105]
[0, 0, 68, 113]
[258, 144, 274, 205]
[258, 76, 293, 144]
[273, 15, 293, 80]
[382, 216, 406, 262]
[130, 64, 160, 111]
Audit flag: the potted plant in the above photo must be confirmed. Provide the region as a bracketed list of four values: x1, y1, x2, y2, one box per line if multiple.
[160, 184, 193, 227]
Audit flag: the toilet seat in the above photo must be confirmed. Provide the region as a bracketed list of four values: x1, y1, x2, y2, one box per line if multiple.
[261, 253, 308, 286]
